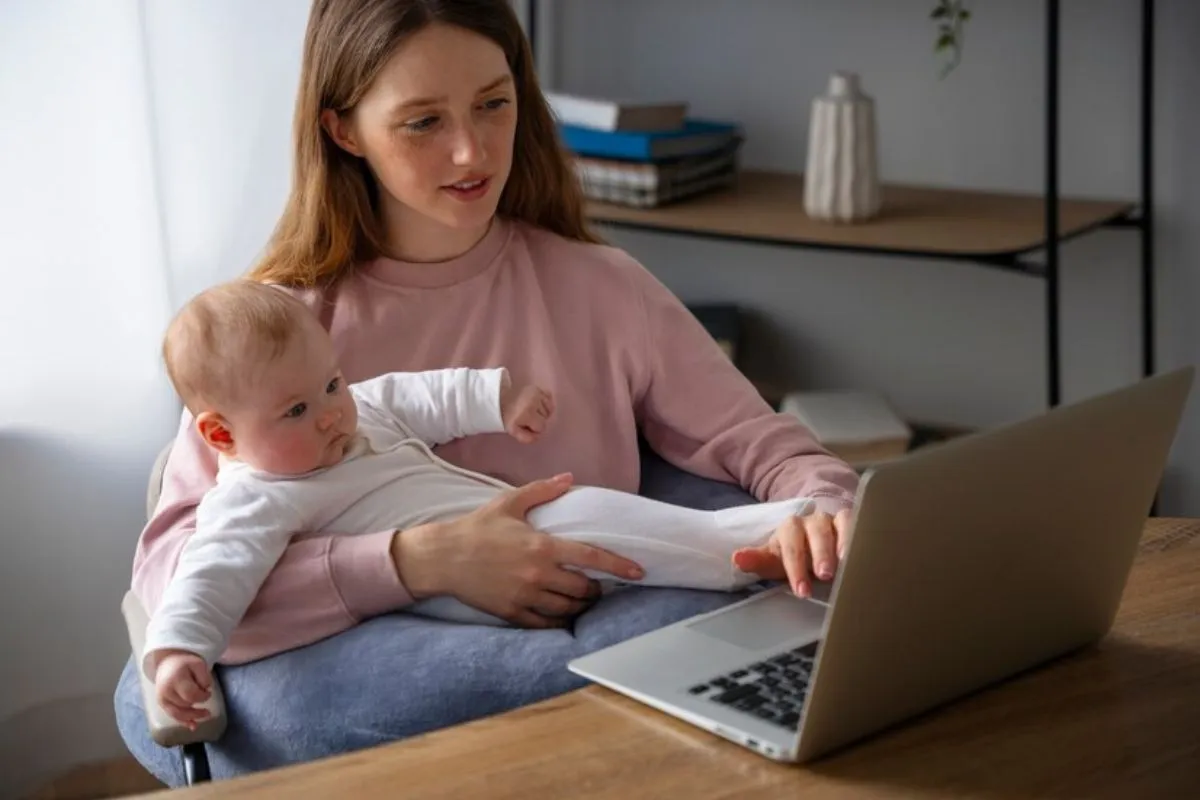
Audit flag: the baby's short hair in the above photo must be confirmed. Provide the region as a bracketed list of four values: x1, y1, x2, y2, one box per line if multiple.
[162, 280, 316, 415]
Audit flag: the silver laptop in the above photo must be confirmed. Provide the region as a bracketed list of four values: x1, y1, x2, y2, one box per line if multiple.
[569, 367, 1194, 763]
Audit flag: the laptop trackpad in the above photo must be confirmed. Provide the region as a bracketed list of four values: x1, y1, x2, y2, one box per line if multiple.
[687, 592, 827, 651]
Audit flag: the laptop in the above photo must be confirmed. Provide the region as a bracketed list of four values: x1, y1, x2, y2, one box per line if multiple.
[568, 367, 1194, 763]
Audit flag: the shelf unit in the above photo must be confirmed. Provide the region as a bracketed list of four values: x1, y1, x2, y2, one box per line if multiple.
[527, 0, 1156, 409]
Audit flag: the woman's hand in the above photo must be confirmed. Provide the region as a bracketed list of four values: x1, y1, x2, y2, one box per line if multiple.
[391, 473, 644, 628]
[732, 508, 854, 598]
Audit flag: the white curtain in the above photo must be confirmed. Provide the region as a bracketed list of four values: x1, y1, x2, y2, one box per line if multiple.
[0, 1, 307, 793]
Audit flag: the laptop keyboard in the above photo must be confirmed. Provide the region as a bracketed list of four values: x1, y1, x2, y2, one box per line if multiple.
[685, 641, 818, 731]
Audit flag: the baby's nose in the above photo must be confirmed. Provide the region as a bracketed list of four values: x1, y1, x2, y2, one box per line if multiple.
[318, 409, 342, 430]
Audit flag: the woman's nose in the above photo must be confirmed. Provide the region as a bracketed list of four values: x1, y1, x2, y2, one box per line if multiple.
[451, 121, 485, 167]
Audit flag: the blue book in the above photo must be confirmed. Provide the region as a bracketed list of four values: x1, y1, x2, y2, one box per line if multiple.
[558, 119, 741, 163]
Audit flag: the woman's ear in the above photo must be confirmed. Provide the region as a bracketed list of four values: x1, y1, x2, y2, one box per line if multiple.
[196, 411, 237, 455]
[320, 109, 365, 157]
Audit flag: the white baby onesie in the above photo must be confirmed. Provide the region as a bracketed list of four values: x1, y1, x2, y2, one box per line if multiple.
[141, 368, 813, 674]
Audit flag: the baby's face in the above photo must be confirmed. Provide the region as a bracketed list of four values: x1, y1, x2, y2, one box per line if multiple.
[227, 323, 358, 475]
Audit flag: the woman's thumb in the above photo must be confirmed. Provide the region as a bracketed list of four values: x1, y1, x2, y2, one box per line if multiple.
[733, 546, 780, 577]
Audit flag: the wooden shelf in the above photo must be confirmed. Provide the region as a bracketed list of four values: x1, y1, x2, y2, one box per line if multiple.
[585, 170, 1134, 264]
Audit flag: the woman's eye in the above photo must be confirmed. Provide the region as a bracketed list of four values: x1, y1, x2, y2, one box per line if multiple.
[405, 116, 438, 133]
[482, 97, 510, 111]
[285, 403, 307, 419]
[326, 378, 340, 395]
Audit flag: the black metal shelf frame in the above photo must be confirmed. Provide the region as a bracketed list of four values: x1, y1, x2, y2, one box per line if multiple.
[530, 0, 1156, 409]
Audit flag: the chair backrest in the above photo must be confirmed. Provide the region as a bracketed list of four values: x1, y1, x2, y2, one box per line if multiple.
[146, 442, 173, 521]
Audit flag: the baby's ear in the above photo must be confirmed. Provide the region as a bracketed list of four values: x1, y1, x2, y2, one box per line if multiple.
[196, 412, 236, 454]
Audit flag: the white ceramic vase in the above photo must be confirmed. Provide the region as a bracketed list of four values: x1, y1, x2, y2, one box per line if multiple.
[803, 72, 881, 223]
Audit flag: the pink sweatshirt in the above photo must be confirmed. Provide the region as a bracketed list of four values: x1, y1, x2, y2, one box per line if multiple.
[132, 219, 859, 663]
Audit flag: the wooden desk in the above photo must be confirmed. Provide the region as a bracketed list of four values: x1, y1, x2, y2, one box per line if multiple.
[144, 518, 1200, 799]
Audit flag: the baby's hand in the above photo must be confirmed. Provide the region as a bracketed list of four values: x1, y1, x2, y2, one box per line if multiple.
[153, 650, 213, 730]
[502, 384, 555, 444]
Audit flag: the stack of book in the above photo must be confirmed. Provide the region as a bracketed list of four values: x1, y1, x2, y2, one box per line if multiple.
[547, 91, 743, 209]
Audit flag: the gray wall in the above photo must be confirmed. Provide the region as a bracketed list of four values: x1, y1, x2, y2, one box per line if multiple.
[545, 0, 1199, 514]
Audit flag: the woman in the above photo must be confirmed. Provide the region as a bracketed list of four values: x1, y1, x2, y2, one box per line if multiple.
[116, 0, 858, 783]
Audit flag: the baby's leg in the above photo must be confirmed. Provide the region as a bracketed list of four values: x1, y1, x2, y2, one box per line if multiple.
[528, 487, 814, 592]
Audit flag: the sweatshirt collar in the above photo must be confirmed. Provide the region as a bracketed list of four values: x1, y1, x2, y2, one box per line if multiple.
[361, 218, 510, 288]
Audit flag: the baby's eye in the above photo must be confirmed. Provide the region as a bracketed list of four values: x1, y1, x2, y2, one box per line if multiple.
[326, 378, 340, 395]
[284, 402, 307, 419]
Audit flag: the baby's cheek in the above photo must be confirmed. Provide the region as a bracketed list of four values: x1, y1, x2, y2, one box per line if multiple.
[263, 434, 320, 473]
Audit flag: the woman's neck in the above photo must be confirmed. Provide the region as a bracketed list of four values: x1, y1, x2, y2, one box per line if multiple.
[380, 200, 493, 263]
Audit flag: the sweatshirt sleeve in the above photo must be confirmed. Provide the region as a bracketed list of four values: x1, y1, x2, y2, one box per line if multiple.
[131, 410, 413, 665]
[352, 368, 508, 446]
[622, 257, 860, 515]
[142, 481, 305, 675]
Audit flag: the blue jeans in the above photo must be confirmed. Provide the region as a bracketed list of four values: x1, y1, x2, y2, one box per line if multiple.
[114, 449, 757, 785]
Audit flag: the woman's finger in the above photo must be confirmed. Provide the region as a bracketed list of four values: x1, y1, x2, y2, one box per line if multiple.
[530, 590, 587, 618]
[540, 566, 598, 600]
[498, 473, 573, 516]
[834, 508, 854, 559]
[805, 513, 837, 581]
[779, 516, 810, 597]
[553, 539, 644, 581]
[508, 606, 568, 629]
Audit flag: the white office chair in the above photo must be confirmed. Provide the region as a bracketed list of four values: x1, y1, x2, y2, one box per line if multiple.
[120, 443, 227, 784]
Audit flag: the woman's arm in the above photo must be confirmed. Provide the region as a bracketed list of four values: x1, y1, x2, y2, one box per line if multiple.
[621, 257, 860, 515]
[132, 411, 412, 664]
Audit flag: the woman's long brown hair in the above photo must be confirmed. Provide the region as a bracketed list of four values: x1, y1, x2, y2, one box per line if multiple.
[249, 0, 600, 288]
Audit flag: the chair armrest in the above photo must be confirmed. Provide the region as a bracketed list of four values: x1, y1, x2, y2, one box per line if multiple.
[121, 590, 228, 748]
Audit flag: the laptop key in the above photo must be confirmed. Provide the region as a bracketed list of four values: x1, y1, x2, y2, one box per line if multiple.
[713, 684, 760, 705]
[734, 696, 765, 712]
[688, 684, 709, 695]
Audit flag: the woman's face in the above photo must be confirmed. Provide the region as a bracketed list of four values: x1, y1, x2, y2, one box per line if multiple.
[334, 22, 517, 259]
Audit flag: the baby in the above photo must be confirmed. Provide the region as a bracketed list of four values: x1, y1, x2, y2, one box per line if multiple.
[145, 279, 816, 726]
